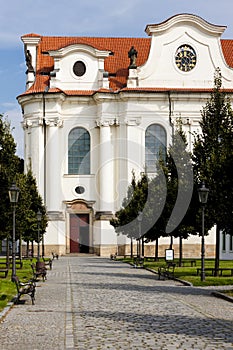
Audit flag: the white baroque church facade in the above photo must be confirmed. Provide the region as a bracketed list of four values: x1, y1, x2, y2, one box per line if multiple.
[17, 14, 233, 259]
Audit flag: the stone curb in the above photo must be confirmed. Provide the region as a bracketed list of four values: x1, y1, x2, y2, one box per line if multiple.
[211, 291, 233, 303]
[145, 266, 193, 286]
[0, 301, 14, 323]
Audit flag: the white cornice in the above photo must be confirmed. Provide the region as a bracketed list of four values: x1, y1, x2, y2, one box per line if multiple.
[48, 44, 111, 59]
[21, 36, 41, 45]
[145, 14, 226, 37]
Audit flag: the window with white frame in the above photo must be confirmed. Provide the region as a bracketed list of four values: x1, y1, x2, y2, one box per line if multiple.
[145, 124, 167, 172]
[68, 127, 90, 174]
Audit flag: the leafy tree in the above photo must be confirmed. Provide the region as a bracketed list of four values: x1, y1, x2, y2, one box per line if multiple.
[111, 120, 212, 262]
[142, 122, 201, 262]
[192, 68, 233, 273]
[0, 113, 47, 258]
[110, 171, 149, 241]
[163, 121, 201, 264]
[15, 170, 47, 258]
[0, 114, 22, 240]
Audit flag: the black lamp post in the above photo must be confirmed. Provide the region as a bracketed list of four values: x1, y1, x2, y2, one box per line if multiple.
[37, 210, 42, 261]
[198, 182, 209, 282]
[8, 182, 20, 281]
[137, 211, 143, 258]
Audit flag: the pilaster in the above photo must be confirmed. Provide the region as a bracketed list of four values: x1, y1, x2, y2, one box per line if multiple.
[96, 118, 118, 214]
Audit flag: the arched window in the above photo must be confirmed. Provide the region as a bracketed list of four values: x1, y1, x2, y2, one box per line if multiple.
[68, 127, 90, 174]
[145, 124, 166, 172]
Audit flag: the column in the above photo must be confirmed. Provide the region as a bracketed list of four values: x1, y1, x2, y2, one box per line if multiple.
[97, 119, 114, 213]
[45, 118, 63, 212]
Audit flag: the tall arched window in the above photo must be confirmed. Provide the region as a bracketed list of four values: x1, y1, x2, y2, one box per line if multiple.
[68, 127, 90, 174]
[145, 124, 166, 172]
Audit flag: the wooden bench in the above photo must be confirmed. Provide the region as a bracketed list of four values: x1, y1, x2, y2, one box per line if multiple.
[196, 268, 214, 276]
[158, 262, 176, 279]
[181, 260, 196, 267]
[0, 262, 9, 278]
[52, 252, 59, 260]
[13, 276, 36, 305]
[133, 257, 144, 268]
[43, 258, 53, 270]
[9, 258, 23, 269]
[110, 253, 117, 260]
[31, 262, 47, 282]
[217, 268, 233, 276]
[144, 256, 166, 262]
[197, 267, 233, 276]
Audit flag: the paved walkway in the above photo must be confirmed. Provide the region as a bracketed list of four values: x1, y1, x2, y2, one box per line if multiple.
[0, 256, 233, 350]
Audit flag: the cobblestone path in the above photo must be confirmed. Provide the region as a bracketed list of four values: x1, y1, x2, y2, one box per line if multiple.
[68, 257, 233, 350]
[0, 256, 233, 349]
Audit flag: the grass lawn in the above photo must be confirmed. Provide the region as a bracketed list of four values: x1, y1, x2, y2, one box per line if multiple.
[221, 290, 233, 297]
[0, 257, 49, 312]
[118, 257, 233, 287]
[1, 257, 233, 314]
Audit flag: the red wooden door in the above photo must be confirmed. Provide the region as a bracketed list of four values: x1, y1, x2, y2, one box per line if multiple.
[70, 214, 89, 253]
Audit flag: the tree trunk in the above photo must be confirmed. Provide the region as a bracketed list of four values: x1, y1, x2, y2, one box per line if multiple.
[42, 234, 45, 257]
[31, 241, 34, 258]
[179, 236, 183, 267]
[154, 237, 159, 261]
[170, 235, 173, 249]
[130, 237, 133, 258]
[214, 224, 220, 276]
[26, 240, 29, 258]
[19, 233, 22, 260]
[6, 237, 10, 268]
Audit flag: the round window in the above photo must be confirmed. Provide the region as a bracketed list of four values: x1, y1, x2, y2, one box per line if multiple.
[73, 61, 86, 77]
[75, 186, 85, 195]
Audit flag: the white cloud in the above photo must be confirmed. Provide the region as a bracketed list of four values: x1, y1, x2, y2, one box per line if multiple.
[1, 0, 233, 49]
[2, 102, 17, 109]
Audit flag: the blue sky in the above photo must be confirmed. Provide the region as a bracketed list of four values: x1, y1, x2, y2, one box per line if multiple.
[1, 0, 233, 158]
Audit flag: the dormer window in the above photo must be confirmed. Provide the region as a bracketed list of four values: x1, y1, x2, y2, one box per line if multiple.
[73, 61, 86, 77]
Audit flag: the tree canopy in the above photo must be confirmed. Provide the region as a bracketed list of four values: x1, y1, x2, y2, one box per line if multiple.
[111, 121, 201, 245]
[0, 113, 47, 246]
[193, 68, 233, 235]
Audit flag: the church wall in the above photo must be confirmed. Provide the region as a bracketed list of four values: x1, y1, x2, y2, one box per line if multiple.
[21, 90, 223, 258]
[21, 91, 221, 257]
[18, 15, 233, 259]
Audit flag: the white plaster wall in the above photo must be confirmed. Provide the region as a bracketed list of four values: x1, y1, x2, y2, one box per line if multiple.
[52, 52, 100, 91]
[44, 220, 66, 246]
[21, 89, 220, 254]
[93, 220, 117, 245]
[220, 233, 233, 260]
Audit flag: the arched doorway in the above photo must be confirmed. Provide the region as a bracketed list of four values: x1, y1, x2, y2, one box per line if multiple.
[70, 213, 89, 253]
[65, 199, 94, 254]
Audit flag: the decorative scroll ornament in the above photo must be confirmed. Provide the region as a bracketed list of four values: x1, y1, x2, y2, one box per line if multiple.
[96, 118, 119, 127]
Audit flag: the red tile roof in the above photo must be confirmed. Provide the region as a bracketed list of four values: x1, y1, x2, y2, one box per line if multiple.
[221, 40, 233, 67]
[19, 35, 233, 97]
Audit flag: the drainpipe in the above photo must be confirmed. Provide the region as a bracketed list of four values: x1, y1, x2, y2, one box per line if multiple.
[42, 86, 49, 257]
[42, 86, 49, 205]
[168, 90, 174, 250]
[168, 91, 174, 138]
